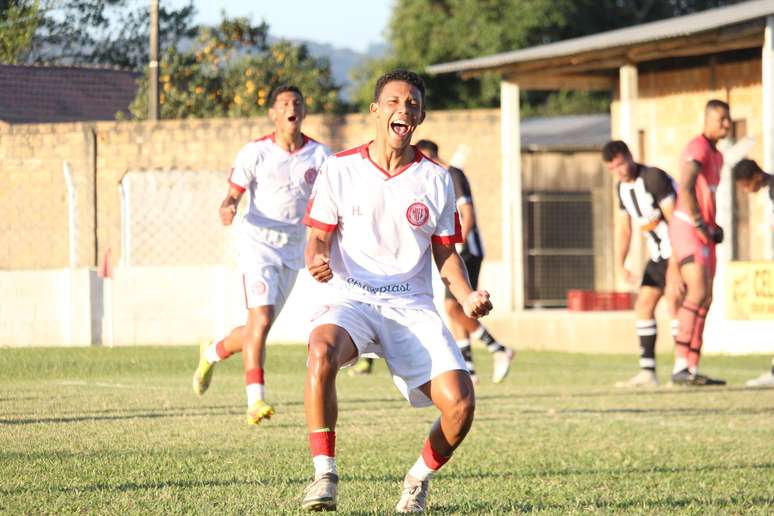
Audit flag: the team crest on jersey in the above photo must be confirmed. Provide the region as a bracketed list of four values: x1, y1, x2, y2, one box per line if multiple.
[304, 168, 318, 184]
[251, 280, 267, 296]
[406, 202, 430, 227]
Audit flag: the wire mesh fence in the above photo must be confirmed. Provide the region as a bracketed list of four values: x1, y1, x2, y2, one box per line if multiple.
[525, 191, 595, 307]
[119, 170, 240, 267]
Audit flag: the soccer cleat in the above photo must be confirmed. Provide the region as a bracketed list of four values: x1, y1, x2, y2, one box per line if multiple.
[192, 342, 215, 396]
[670, 368, 694, 386]
[301, 472, 338, 511]
[615, 369, 659, 388]
[347, 357, 373, 376]
[746, 372, 774, 388]
[246, 400, 275, 425]
[492, 348, 515, 384]
[689, 372, 726, 386]
[395, 474, 429, 513]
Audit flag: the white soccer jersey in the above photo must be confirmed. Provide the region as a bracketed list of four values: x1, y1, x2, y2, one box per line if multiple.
[617, 164, 675, 262]
[229, 133, 331, 269]
[304, 142, 462, 309]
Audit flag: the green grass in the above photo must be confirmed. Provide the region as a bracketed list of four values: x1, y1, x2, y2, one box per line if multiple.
[1, 345, 773, 514]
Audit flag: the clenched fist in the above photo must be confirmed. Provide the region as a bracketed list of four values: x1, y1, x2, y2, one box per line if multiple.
[309, 254, 333, 283]
[462, 290, 493, 319]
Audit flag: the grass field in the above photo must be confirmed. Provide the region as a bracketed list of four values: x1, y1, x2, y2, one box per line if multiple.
[2, 345, 774, 514]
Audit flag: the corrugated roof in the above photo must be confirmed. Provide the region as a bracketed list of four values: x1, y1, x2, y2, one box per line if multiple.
[0, 64, 140, 124]
[427, 0, 774, 75]
[521, 114, 610, 150]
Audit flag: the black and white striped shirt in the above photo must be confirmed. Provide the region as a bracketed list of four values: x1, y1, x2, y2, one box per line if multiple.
[617, 164, 676, 262]
[448, 166, 484, 258]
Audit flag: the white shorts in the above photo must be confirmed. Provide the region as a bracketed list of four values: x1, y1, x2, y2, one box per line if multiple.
[238, 233, 298, 310]
[309, 299, 467, 407]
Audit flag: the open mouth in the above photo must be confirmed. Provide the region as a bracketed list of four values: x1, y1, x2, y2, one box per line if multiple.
[390, 119, 411, 137]
[287, 115, 298, 123]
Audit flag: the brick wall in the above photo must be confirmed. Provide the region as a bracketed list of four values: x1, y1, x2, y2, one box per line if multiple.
[0, 109, 503, 269]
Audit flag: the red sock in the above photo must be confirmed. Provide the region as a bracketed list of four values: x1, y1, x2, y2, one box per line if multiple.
[309, 431, 336, 457]
[245, 368, 264, 385]
[421, 439, 450, 471]
[687, 307, 708, 370]
[215, 339, 232, 360]
[675, 301, 699, 360]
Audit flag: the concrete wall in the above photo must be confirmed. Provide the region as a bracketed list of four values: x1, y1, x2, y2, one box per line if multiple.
[0, 109, 503, 270]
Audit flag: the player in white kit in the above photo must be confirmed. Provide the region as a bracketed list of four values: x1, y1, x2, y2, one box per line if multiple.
[299, 70, 492, 512]
[192, 85, 331, 425]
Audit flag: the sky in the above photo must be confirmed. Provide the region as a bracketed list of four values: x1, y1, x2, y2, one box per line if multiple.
[167, 0, 394, 53]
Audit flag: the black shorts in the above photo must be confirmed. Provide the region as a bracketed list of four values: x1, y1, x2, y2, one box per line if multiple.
[445, 253, 483, 300]
[641, 259, 668, 289]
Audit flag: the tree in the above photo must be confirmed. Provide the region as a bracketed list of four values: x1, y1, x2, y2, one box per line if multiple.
[0, 0, 41, 64]
[18, 0, 196, 70]
[351, 0, 743, 112]
[128, 16, 341, 120]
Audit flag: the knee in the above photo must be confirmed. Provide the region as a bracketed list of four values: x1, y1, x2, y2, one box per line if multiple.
[446, 392, 476, 428]
[634, 296, 653, 317]
[307, 337, 338, 370]
[246, 313, 272, 340]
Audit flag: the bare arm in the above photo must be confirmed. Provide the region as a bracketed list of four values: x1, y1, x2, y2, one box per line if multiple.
[679, 159, 710, 241]
[458, 202, 475, 243]
[219, 186, 244, 226]
[305, 227, 334, 283]
[432, 241, 492, 318]
[616, 211, 637, 284]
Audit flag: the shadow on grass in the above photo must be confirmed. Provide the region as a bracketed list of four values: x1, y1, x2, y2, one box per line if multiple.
[475, 385, 762, 403]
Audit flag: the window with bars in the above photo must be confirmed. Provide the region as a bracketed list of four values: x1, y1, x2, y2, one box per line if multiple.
[525, 191, 595, 308]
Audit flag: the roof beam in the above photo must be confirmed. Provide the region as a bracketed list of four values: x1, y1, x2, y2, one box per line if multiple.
[501, 73, 614, 91]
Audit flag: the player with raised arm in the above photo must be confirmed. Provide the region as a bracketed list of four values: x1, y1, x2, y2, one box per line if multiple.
[300, 70, 491, 512]
[669, 99, 731, 386]
[602, 140, 682, 387]
[732, 158, 774, 388]
[416, 139, 514, 384]
[192, 85, 331, 424]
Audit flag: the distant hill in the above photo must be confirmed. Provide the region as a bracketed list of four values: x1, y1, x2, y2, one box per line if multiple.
[280, 39, 387, 100]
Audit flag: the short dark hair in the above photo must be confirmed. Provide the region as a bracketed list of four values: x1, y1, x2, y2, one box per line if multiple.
[373, 69, 425, 104]
[601, 140, 632, 162]
[733, 159, 762, 181]
[268, 84, 303, 108]
[415, 139, 438, 156]
[705, 99, 730, 113]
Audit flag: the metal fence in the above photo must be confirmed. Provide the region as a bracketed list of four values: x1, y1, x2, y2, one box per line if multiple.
[525, 191, 595, 308]
[119, 170, 240, 267]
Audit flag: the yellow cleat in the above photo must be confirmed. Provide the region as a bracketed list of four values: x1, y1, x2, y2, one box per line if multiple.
[192, 342, 215, 396]
[246, 400, 275, 425]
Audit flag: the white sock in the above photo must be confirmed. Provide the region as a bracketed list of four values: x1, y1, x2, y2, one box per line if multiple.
[673, 357, 688, 374]
[246, 383, 264, 407]
[204, 342, 222, 363]
[470, 325, 485, 340]
[407, 456, 436, 482]
[313, 455, 337, 479]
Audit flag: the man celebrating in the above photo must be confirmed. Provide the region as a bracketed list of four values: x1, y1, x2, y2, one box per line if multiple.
[732, 158, 774, 388]
[300, 70, 490, 512]
[416, 139, 514, 384]
[602, 140, 681, 387]
[192, 85, 331, 424]
[669, 99, 731, 386]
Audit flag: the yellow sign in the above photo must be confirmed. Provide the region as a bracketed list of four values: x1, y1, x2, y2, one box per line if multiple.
[727, 261, 774, 320]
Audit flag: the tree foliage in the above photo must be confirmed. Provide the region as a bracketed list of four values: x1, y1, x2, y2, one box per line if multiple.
[22, 0, 196, 69]
[128, 17, 341, 120]
[351, 0, 743, 112]
[0, 0, 42, 64]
